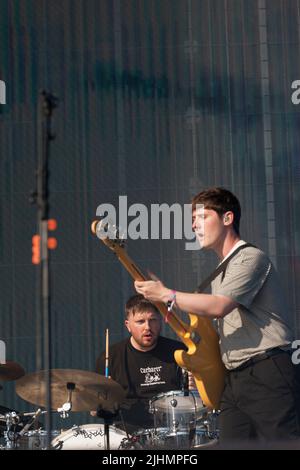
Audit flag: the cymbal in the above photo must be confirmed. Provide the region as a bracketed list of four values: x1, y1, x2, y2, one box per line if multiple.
[0, 361, 25, 381]
[16, 369, 125, 412]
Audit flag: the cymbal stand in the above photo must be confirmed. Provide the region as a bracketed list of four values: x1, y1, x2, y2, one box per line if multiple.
[30, 91, 58, 450]
[4, 412, 20, 449]
[3, 409, 46, 449]
[203, 410, 219, 440]
[118, 409, 131, 440]
[96, 407, 119, 450]
[18, 408, 43, 437]
[57, 382, 74, 419]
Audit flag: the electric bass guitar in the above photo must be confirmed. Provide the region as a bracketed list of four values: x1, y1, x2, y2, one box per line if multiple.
[91, 220, 226, 409]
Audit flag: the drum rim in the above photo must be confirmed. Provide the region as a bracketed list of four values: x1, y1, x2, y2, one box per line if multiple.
[150, 389, 201, 403]
[23, 429, 60, 437]
[149, 389, 205, 413]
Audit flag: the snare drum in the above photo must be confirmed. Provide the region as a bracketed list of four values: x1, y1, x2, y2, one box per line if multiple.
[149, 390, 206, 435]
[51, 424, 126, 450]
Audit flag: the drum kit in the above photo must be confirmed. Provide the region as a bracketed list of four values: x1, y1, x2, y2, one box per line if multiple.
[0, 361, 219, 450]
[122, 390, 219, 450]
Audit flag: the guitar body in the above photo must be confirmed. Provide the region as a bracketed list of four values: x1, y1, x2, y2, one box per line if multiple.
[174, 313, 226, 410]
[91, 221, 226, 409]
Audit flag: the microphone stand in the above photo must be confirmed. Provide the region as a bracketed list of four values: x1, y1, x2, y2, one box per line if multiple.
[30, 90, 58, 450]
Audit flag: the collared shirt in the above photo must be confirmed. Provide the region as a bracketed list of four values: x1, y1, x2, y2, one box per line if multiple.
[212, 244, 293, 370]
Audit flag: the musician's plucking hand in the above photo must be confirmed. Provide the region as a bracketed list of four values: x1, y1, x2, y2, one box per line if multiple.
[134, 279, 171, 304]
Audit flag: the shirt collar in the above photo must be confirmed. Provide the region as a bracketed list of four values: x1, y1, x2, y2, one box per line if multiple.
[218, 239, 247, 265]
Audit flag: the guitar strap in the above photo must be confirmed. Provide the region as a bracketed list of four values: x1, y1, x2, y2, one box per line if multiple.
[196, 243, 254, 293]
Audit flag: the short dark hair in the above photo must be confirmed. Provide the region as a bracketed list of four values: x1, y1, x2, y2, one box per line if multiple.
[191, 187, 241, 235]
[125, 294, 160, 319]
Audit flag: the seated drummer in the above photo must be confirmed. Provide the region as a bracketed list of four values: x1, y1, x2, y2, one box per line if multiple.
[95, 294, 195, 434]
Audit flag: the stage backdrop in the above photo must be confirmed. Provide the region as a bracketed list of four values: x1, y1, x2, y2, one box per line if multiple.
[0, 0, 300, 426]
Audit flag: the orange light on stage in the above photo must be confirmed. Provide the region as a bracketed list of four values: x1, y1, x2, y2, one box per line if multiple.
[32, 235, 41, 264]
[48, 219, 57, 250]
[48, 237, 57, 250]
[48, 219, 57, 231]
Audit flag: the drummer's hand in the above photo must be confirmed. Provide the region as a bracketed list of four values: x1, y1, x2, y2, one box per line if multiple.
[90, 410, 97, 417]
[188, 372, 197, 390]
[134, 278, 171, 303]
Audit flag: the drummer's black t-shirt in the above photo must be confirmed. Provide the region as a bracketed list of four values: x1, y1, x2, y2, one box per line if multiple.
[96, 336, 184, 432]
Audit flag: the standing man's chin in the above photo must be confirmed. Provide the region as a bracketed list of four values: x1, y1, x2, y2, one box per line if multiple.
[196, 236, 204, 247]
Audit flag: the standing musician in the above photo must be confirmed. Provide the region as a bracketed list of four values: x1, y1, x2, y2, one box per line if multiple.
[135, 187, 300, 444]
[96, 294, 194, 434]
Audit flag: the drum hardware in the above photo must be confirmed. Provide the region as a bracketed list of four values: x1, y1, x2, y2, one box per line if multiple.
[57, 402, 72, 419]
[146, 390, 217, 449]
[149, 390, 204, 433]
[56, 382, 75, 418]
[181, 368, 189, 397]
[0, 409, 59, 450]
[201, 409, 219, 440]
[1, 409, 47, 449]
[3, 411, 21, 449]
[127, 422, 218, 450]
[18, 429, 60, 450]
[96, 406, 120, 450]
[15, 369, 125, 412]
[18, 409, 44, 436]
[0, 407, 38, 437]
[119, 429, 151, 450]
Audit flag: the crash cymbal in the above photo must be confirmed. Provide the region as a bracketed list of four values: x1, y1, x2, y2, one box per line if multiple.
[0, 361, 25, 381]
[16, 369, 125, 412]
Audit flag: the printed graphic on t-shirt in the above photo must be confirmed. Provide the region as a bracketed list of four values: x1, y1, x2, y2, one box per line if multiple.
[140, 366, 166, 386]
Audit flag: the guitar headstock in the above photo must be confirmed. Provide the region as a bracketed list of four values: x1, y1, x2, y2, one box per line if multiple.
[91, 219, 126, 252]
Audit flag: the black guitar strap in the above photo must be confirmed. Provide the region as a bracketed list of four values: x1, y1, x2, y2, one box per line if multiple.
[196, 243, 254, 293]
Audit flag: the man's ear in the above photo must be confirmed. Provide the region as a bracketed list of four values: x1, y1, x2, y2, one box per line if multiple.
[125, 319, 131, 333]
[223, 211, 233, 225]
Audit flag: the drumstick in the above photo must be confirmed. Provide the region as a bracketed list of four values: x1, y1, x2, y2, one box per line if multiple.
[105, 328, 109, 378]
